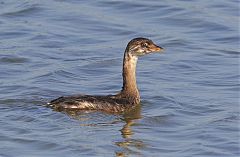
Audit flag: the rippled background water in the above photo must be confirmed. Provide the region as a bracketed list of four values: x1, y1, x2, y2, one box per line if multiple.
[0, 0, 239, 156]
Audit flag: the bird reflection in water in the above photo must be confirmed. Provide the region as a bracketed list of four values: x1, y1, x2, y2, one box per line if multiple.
[56, 104, 145, 156]
[115, 104, 145, 157]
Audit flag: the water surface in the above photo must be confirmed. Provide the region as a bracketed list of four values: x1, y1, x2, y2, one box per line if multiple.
[0, 0, 239, 156]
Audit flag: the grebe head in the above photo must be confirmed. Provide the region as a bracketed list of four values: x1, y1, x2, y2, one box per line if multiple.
[126, 37, 163, 57]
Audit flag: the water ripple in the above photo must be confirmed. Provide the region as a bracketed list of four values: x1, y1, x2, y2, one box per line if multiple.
[0, 1, 41, 17]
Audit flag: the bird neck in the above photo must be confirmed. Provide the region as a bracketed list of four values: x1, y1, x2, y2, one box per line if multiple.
[120, 51, 140, 103]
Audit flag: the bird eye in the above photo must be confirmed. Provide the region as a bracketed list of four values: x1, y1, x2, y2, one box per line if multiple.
[142, 43, 148, 47]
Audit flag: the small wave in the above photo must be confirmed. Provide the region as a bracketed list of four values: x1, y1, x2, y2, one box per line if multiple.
[0, 2, 41, 17]
[0, 56, 29, 64]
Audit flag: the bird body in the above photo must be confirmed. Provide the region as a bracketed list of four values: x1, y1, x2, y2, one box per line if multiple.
[48, 38, 163, 113]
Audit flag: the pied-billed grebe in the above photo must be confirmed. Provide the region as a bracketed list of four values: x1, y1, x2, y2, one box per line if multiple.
[48, 38, 163, 113]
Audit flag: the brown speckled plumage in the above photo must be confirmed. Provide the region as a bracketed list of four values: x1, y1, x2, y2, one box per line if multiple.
[48, 37, 163, 113]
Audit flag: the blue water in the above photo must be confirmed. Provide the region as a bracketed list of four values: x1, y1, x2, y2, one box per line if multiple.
[0, 0, 239, 156]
